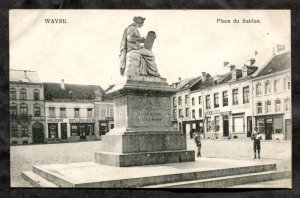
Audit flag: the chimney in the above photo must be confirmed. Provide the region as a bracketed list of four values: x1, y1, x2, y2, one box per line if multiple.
[229, 65, 235, 71]
[201, 72, 206, 82]
[24, 70, 27, 78]
[178, 77, 181, 81]
[61, 79, 65, 90]
[250, 58, 255, 66]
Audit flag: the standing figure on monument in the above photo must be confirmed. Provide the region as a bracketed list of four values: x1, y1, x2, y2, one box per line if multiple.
[119, 16, 160, 77]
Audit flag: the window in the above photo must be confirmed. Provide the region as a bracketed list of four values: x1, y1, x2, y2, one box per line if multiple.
[274, 79, 281, 93]
[206, 95, 211, 109]
[199, 108, 202, 117]
[257, 118, 265, 134]
[109, 108, 114, 118]
[192, 97, 195, 106]
[265, 81, 271, 94]
[206, 117, 211, 132]
[178, 96, 182, 106]
[223, 91, 228, 106]
[198, 96, 202, 104]
[275, 99, 281, 113]
[284, 77, 291, 91]
[192, 109, 195, 118]
[21, 126, 28, 137]
[173, 97, 177, 107]
[215, 116, 220, 132]
[20, 89, 27, 100]
[242, 68, 247, 77]
[173, 109, 177, 119]
[60, 108, 66, 118]
[266, 100, 272, 113]
[49, 107, 55, 118]
[10, 106, 17, 116]
[34, 106, 41, 116]
[274, 117, 283, 133]
[232, 89, 238, 105]
[185, 108, 189, 117]
[179, 109, 183, 118]
[257, 102, 262, 114]
[20, 105, 28, 115]
[11, 127, 18, 137]
[243, 86, 250, 104]
[214, 93, 219, 108]
[87, 108, 93, 118]
[256, 83, 262, 96]
[10, 89, 16, 100]
[34, 90, 40, 100]
[185, 95, 189, 105]
[285, 98, 291, 111]
[232, 71, 236, 80]
[100, 108, 106, 117]
[71, 124, 79, 136]
[233, 116, 244, 133]
[74, 108, 80, 118]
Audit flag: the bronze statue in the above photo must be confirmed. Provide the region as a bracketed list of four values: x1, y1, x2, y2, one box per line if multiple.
[119, 16, 160, 77]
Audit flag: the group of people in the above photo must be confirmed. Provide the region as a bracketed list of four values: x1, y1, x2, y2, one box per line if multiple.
[193, 126, 262, 159]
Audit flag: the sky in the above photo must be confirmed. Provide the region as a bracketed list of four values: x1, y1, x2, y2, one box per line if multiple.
[10, 10, 290, 89]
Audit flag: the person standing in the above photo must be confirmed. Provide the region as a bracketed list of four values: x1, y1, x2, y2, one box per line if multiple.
[194, 131, 202, 157]
[251, 127, 262, 159]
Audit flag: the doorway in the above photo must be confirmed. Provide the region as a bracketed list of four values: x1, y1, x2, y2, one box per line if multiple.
[247, 116, 252, 137]
[79, 125, 86, 140]
[285, 119, 292, 140]
[32, 123, 44, 144]
[223, 115, 229, 137]
[265, 118, 273, 140]
[61, 123, 67, 140]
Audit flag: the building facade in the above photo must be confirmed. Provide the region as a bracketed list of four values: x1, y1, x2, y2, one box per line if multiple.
[10, 70, 46, 145]
[171, 51, 291, 140]
[252, 52, 291, 140]
[44, 81, 104, 143]
[94, 101, 114, 136]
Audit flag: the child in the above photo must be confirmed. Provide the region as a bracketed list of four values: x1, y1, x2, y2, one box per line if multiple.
[194, 132, 202, 157]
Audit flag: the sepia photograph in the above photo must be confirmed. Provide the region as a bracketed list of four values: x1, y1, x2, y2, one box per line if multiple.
[9, 9, 291, 188]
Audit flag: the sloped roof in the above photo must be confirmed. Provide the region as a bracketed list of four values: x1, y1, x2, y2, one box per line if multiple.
[10, 69, 42, 83]
[44, 82, 104, 101]
[256, 51, 291, 77]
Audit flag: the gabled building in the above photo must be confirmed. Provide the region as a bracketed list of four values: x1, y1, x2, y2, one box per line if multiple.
[170, 76, 202, 134]
[252, 51, 291, 140]
[10, 69, 45, 145]
[94, 85, 115, 136]
[44, 80, 104, 142]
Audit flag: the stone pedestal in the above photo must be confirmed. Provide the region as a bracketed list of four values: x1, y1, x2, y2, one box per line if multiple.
[95, 76, 195, 167]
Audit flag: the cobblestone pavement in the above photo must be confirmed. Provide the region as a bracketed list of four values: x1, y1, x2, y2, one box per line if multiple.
[10, 137, 291, 187]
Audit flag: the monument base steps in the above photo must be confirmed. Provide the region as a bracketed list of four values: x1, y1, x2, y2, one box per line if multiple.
[21, 158, 290, 188]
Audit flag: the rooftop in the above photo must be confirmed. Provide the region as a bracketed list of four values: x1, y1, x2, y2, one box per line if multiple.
[256, 51, 291, 77]
[10, 69, 42, 83]
[44, 82, 104, 101]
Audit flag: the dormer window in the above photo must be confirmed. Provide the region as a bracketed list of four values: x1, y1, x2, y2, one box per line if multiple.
[242, 67, 247, 77]
[232, 70, 236, 80]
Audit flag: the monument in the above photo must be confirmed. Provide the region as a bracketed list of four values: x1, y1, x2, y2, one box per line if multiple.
[95, 16, 195, 166]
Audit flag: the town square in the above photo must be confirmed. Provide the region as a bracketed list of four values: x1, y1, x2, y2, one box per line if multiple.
[9, 10, 291, 188]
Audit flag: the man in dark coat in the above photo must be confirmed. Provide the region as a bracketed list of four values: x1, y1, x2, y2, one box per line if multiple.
[194, 131, 202, 157]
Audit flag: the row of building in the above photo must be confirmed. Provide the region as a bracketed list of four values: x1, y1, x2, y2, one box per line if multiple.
[10, 49, 291, 145]
[171, 51, 291, 140]
[10, 70, 114, 145]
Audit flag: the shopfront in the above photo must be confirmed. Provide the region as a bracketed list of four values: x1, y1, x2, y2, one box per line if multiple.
[255, 114, 284, 140]
[69, 118, 95, 140]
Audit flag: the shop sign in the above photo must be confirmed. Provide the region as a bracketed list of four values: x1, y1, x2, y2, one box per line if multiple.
[205, 110, 220, 116]
[47, 118, 66, 123]
[69, 118, 95, 123]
